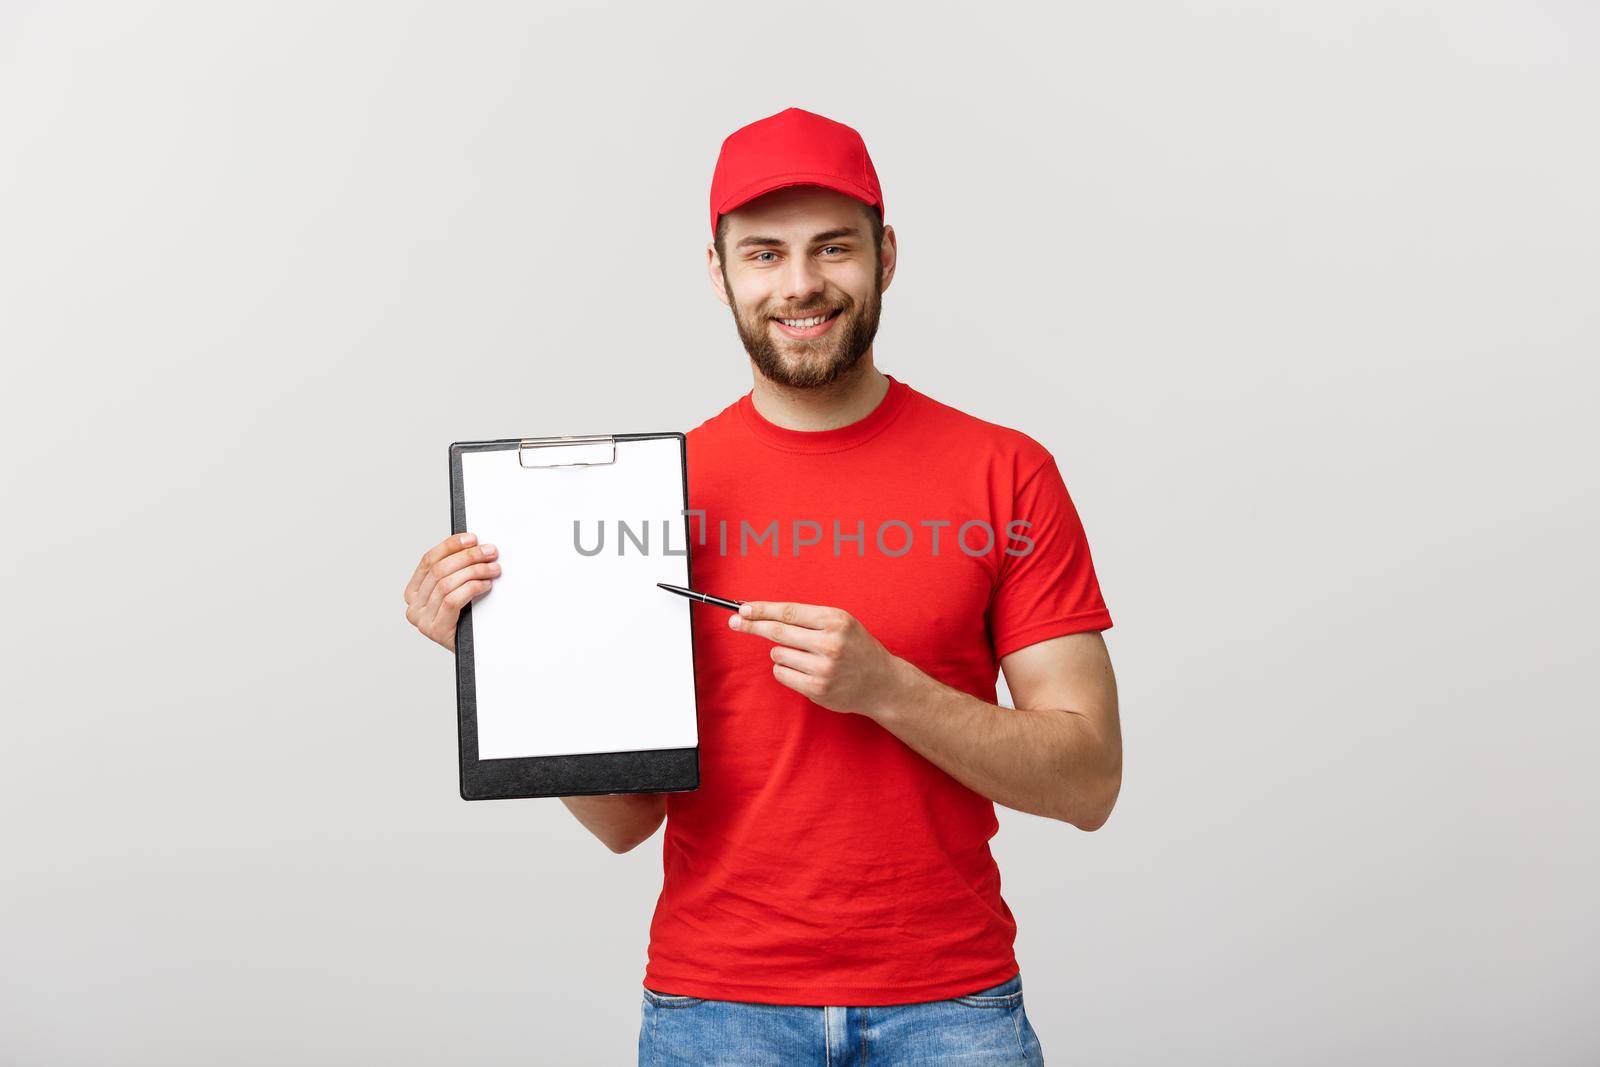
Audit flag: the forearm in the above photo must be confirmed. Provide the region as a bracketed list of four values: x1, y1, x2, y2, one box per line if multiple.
[560, 792, 667, 853]
[870, 659, 1120, 828]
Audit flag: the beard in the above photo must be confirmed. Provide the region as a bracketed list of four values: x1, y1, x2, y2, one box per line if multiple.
[727, 267, 883, 390]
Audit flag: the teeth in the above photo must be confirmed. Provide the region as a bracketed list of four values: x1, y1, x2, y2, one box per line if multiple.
[778, 313, 831, 328]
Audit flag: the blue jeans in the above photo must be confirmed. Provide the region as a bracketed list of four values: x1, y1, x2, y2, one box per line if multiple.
[638, 972, 1045, 1065]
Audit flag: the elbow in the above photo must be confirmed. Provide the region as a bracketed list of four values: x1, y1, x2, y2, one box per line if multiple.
[1068, 767, 1122, 832]
[605, 819, 665, 855]
[1072, 804, 1114, 832]
[606, 834, 645, 855]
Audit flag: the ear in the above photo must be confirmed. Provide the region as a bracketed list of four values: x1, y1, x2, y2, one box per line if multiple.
[878, 224, 898, 296]
[707, 242, 732, 307]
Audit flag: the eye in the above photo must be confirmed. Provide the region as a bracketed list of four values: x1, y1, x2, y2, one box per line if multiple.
[754, 251, 778, 263]
[820, 246, 843, 255]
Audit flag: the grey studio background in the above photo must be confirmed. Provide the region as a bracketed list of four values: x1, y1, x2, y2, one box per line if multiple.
[1, 2, 1595, 1065]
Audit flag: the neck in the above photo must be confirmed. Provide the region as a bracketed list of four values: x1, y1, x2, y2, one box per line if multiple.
[748, 353, 889, 432]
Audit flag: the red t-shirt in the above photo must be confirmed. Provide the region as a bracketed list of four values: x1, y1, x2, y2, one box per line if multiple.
[642, 374, 1113, 1006]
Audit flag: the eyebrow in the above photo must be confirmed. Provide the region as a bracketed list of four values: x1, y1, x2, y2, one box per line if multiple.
[735, 227, 861, 250]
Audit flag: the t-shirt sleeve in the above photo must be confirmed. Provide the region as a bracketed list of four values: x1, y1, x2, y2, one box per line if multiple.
[987, 455, 1113, 661]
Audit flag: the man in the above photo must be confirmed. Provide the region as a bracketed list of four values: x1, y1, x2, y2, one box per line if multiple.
[403, 107, 1120, 1066]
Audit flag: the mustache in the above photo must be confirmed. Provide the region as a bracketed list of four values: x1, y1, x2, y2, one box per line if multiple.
[766, 304, 846, 319]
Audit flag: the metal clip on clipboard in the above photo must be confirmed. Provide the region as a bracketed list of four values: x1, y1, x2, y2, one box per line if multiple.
[517, 433, 617, 469]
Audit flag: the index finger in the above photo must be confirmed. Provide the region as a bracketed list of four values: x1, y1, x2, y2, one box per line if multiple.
[406, 532, 477, 603]
[736, 601, 835, 629]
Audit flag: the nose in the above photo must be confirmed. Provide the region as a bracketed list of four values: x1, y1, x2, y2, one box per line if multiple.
[778, 254, 826, 308]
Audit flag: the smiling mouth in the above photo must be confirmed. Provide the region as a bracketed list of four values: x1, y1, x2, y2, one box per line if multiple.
[771, 308, 843, 339]
[773, 308, 840, 326]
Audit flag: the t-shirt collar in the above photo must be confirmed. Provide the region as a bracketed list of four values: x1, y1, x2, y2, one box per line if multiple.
[736, 374, 910, 454]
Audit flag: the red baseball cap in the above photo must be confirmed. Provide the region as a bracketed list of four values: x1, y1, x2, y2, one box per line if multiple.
[708, 107, 885, 238]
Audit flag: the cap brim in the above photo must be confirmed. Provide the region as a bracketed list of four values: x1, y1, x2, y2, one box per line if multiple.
[714, 171, 881, 228]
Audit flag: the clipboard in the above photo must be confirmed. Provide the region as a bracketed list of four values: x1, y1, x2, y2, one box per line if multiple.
[447, 432, 700, 801]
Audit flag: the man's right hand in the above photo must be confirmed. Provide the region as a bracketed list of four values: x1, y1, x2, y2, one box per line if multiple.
[404, 532, 500, 651]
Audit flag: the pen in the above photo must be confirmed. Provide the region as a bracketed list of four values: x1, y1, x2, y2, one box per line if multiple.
[657, 582, 743, 612]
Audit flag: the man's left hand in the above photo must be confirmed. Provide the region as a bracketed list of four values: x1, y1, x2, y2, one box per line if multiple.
[728, 601, 912, 718]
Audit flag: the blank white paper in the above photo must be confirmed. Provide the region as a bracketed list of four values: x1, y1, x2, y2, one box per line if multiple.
[458, 437, 698, 760]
